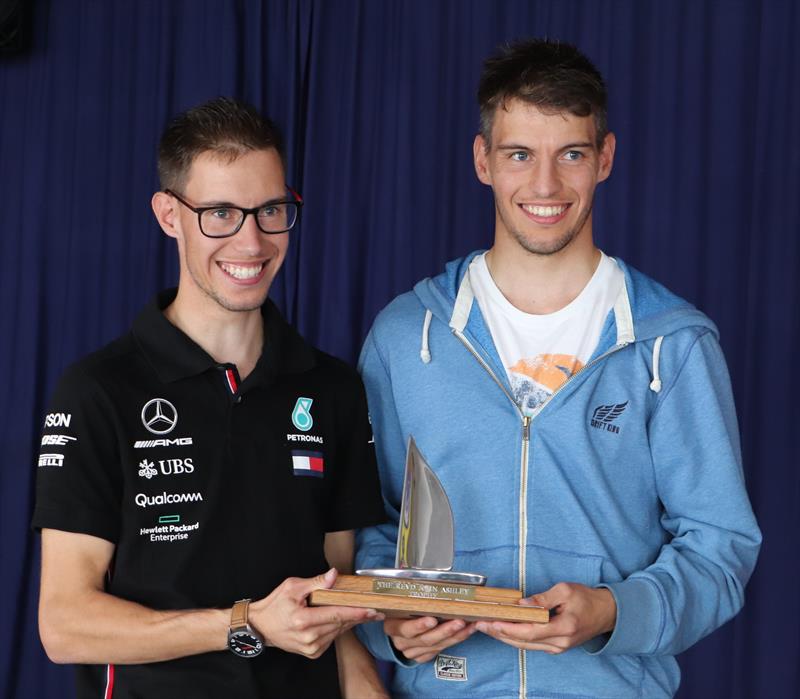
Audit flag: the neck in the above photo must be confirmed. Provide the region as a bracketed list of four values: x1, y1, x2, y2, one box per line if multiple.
[485, 238, 600, 315]
[164, 288, 265, 379]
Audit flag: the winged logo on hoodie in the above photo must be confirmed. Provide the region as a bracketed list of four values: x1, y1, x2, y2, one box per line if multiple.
[590, 401, 629, 433]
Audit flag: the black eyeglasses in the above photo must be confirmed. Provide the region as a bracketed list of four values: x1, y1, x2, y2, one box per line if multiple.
[165, 188, 303, 238]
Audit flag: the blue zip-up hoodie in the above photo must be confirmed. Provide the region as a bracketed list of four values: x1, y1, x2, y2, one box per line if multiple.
[355, 252, 761, 699]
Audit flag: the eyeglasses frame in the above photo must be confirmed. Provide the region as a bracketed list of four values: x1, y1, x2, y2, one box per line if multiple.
[164, 187, 304, 238]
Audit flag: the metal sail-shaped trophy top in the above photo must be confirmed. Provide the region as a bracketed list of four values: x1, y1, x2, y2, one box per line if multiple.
[357, 436, 486, 586]
[396, 436, 454, 571]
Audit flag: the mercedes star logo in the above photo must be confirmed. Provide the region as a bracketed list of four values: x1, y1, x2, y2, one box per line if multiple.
[141, 398, 178, 435]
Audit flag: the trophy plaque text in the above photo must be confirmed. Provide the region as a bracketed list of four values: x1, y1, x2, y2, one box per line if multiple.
[309, 437, 549, 624]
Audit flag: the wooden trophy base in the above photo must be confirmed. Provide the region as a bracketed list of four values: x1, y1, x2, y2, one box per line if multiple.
[309, 574, 549, 623]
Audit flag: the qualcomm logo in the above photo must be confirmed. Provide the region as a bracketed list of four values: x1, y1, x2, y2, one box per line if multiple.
[134, 491, 203, 508]
[141, 398, 178, 435]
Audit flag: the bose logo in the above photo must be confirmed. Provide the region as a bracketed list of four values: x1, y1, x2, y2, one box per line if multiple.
[135, 491, 203, 508]
[44, 413, 72, 428]
[41, 435, 77, 446]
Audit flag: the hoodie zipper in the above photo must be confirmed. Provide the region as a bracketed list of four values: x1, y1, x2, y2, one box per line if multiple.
[452, 328, 629, 699]
[452, 329, 530, 698]
[518, 414, 531, 699]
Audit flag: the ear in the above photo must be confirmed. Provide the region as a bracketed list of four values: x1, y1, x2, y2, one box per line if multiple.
[473, 134, 492, 186]
[597, 132, 616, 183]
[151, 191, 180, 239]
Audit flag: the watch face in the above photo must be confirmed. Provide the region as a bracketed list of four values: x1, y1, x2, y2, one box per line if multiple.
[228, 630, 264, 658]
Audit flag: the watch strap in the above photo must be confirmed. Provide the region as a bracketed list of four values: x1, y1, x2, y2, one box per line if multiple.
[230, 598, 250, 630]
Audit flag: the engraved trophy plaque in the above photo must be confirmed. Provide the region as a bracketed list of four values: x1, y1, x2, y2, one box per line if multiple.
[309, 437, 549, 623]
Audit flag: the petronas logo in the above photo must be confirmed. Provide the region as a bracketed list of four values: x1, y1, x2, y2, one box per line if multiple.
[292, 397, 314, 432]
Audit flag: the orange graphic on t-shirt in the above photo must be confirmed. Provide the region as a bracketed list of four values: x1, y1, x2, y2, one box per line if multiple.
[509, 354, 584, 392]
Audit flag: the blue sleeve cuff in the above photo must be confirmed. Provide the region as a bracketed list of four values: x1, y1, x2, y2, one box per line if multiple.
[589, 578, 664, 656]
[355, 620, 418, 667]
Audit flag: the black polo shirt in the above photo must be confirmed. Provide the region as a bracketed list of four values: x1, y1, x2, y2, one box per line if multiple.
[32, 290, 386, 699]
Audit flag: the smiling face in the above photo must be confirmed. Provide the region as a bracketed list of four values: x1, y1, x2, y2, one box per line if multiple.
[154, 148, 289, 315]
[474, 99, 615, 258]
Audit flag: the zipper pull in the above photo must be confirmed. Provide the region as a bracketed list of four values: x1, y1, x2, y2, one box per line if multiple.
[522, 415, 531, 441]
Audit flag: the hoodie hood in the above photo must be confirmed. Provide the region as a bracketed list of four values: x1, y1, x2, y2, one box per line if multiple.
[413, 250, 718, 350]
[411, 250, 718, 395]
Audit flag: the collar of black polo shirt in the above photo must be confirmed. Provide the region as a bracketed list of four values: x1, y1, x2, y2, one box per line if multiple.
[131, 288, 316, 387]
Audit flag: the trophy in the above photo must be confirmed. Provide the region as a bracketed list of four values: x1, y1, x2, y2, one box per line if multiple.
[309, 437, 549, 623]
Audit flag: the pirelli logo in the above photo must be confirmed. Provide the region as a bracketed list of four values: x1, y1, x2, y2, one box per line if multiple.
[134, 437, 193, 448]
[38, 453, 64, 467]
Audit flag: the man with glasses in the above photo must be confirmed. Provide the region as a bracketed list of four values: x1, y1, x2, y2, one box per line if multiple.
[33, 98, 388, 699]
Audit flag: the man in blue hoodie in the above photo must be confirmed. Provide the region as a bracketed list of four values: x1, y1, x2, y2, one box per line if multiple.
[355, 39, 761, 698]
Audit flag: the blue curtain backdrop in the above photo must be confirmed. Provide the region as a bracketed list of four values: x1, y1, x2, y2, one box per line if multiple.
[1, 1, 797, 697]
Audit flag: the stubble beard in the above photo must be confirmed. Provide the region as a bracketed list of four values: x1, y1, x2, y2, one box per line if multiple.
[501, 200, 594, 257]
[188, 262, 269, 313]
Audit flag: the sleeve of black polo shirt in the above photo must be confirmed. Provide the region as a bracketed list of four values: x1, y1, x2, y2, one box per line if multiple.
[324, 374, 386, 533]
[32, 362, 123, 543]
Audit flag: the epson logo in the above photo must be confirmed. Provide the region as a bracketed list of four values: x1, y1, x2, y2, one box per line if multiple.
[44, 413, 72, 428]
[134, 491, 204, 508]
[134, 437, 193, 449]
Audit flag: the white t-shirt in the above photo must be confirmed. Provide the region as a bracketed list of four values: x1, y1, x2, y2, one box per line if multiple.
[469, 251, 623, 416]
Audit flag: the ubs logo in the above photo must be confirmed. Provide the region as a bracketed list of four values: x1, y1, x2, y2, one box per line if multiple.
[138, 458, 194, 479]
[141, 399, 178, 435]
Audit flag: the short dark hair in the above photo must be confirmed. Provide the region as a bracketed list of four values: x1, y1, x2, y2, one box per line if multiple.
[478, 39, 608, 148]
[157, 97, 285, 191]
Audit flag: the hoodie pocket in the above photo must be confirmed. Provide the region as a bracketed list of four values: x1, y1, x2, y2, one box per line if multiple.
[523, 545, 647, 698]
[524, 543, 604, 592]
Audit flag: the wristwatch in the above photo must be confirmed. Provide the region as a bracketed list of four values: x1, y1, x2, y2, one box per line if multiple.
[227, 598, 264, 658]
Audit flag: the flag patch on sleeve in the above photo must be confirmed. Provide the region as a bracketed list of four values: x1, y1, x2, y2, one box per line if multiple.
[291, 450, 324, 477]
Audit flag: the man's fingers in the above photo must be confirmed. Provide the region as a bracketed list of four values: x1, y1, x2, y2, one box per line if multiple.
[284, 568, 339, 601]
[293, 627, 340, 659]
[386, 616, 464, 643]
[418, 622, 475, 651]
[413, 619, 474, 647]
[476, 620, 567, 653]
[524, 581, 573, 610]
[299, 604, 383, 629]
[384, 615, 439, 639]
[476, 619, 546, 643]
[300, 616, 364, 640]
[477, 615, 577, 644]
[389, 619, 477, 658]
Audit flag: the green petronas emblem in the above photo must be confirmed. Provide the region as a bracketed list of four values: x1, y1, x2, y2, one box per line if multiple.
[292, 397, 314, 431]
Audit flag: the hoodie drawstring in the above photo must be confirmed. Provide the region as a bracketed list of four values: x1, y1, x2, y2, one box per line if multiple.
[420, 309, 432, 364]
[650, 336, 664, 392]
